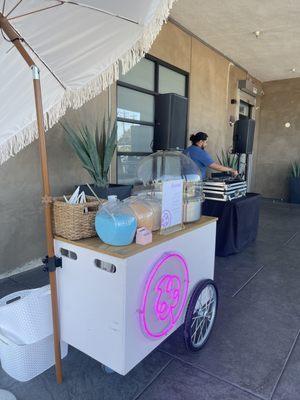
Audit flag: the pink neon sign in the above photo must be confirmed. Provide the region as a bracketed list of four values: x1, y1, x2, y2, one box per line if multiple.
[140, 252, 189, 339]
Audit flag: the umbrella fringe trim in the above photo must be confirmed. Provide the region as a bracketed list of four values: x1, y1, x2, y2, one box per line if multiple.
[0, 0, 176, 165]
[0, 121, 39, 165]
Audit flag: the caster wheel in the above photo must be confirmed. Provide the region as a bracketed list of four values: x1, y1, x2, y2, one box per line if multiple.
[184, 279, 218, 351]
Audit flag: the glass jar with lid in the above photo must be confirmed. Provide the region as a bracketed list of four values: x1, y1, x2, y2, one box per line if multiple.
[95, 196, 137, 246]
[136, 151, 204, 223]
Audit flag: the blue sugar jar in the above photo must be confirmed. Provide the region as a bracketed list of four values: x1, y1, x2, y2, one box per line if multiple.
[95, 196, 137, 246]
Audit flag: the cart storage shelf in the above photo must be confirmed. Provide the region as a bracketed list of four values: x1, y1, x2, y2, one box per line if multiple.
[55, 216, 217, 375]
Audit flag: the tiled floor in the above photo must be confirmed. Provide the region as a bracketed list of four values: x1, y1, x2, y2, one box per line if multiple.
[0, 199, 300, 400]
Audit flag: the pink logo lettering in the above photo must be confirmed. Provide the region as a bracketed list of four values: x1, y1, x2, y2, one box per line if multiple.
[155, 274, 181, 322]
[140, 252, 189, 339]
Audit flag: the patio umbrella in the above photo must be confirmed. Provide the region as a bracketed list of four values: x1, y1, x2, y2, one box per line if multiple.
[0, 0, 176, 383]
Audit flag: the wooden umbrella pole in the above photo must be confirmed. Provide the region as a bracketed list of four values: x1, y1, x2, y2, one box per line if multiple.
[0, 13, 63, 384]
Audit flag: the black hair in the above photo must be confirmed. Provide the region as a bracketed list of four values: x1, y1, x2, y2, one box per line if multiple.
[190, 131, 208, 145]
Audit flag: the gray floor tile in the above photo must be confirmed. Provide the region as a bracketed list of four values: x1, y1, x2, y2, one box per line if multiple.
[215, 255, 264, 298]
[256, 227, 297, 247]
[236, 249, 300, 319]
[285, 232, 300, 250]
[138, 359, 262, 400]
[1, 200, 300, 400]
[0, 278, 25, 299]
[10, 266, 49, 289]
[258, 205, 300, 236]
[214, 236, 282, 299]
[221, 238, 279, 266]
[0, 347, 172, 400]
[159, 295, 299, 398]
[260, 199, 300, 214]
[273, 333, 300, 400]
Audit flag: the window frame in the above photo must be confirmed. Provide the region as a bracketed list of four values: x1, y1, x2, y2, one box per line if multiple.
[116, 54, 189, 183]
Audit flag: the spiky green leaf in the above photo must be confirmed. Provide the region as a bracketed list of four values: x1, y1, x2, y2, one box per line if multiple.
[61, 117, 117, 187]
[103, 119, 117, 179]
[291, 162, 300, 178]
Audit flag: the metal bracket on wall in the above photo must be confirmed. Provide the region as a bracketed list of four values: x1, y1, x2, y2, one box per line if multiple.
[42, 255, 62, 272]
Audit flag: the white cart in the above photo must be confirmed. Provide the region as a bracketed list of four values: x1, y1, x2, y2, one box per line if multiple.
[55, 216, 218, 375]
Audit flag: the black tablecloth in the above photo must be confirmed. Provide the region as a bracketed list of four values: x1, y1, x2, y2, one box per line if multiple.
[202, 193, 260, 256]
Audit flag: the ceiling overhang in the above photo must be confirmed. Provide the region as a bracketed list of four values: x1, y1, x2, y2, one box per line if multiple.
[170, 0, 300, 82]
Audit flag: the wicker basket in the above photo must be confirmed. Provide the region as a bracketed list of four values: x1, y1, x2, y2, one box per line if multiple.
[53, 196, 103, 240]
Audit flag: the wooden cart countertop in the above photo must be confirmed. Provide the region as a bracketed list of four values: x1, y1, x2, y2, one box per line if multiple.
[55, 216, 217, 259]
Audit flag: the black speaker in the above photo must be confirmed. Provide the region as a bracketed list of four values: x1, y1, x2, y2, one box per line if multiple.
[153, 93, 188, 151]
[232, 118, 255, 154]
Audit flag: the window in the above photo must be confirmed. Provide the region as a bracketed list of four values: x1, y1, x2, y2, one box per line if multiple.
[117, 55, 188, 184]
[119, 58, 155, 91]
[117, 86, 154, 123]
[158, 65, 186, 96]
[239, 100, 252, 119]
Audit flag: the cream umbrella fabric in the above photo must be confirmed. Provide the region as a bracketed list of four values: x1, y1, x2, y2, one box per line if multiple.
[0, 0, 175, 164]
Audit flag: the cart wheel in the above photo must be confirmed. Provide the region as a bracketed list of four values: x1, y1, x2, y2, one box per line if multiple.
[184, 279, 218, 351]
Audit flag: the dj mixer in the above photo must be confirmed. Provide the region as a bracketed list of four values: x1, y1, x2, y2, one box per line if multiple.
[203, 176, 247, 201]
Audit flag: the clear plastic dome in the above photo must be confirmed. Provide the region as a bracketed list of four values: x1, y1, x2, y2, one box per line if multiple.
[137, 151, 203, 200]
[136, 151, 204, 224]
[137, 150, 202, 185]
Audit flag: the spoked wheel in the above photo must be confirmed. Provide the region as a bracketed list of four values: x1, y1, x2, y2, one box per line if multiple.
[184, 279, 218, 351]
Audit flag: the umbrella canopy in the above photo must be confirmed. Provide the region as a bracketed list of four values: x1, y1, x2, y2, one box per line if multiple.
[0, 0, 175, 165]
[0, 0, 176, 384]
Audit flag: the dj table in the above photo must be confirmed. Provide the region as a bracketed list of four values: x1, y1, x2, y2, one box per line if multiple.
[202, 193, 260, 257]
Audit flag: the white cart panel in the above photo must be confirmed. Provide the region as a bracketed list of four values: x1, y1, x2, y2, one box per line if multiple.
[124, 222, 216, 373]
[55, 218, 216, 375]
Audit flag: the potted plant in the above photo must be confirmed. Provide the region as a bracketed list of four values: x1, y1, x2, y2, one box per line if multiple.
[61, 118, 132, 200]
[289, 162, 300, 204]
[214, 149, 239, 177]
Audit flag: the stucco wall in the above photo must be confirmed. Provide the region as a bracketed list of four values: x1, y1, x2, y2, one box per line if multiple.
[0, 21, 261, 276]
[150, 23, 256, 160]
[254, 78, 300, 200]
[0, 92, 109, 277]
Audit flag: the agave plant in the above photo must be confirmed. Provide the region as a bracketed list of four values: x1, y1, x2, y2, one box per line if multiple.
[217, 149, 239, 170]
[290, 162, 300, 178]
[61, 118, 117, 187]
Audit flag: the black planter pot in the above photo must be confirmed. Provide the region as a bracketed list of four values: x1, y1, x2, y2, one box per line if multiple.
[79, 183, 132, 200]
[289, 177, 300, 204]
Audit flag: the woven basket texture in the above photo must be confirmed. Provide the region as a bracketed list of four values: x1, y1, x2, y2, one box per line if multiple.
[53, 196, 103, 240]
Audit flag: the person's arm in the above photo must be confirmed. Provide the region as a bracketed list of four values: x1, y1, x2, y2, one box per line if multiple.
[209, 162, 238, 176]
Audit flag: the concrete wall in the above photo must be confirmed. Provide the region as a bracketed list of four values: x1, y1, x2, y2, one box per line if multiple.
[0, 21, 261, 277]
[254, 78, 300, 200]
[0, 91, 110, 277]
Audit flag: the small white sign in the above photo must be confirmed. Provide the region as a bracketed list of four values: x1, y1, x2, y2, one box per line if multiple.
[161, 179, 183, 231]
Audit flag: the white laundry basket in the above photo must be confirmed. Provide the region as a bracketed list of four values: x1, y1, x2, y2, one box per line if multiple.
[0, 285, 52, 344]
[0, 329, 68, 382]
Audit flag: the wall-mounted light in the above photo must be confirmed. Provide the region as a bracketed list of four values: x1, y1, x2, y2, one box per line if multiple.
[290, 68, 296, 73]
[229, 115, 235, 127]
[253, 30, 262, 38]
[285, 122, 291, 128]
